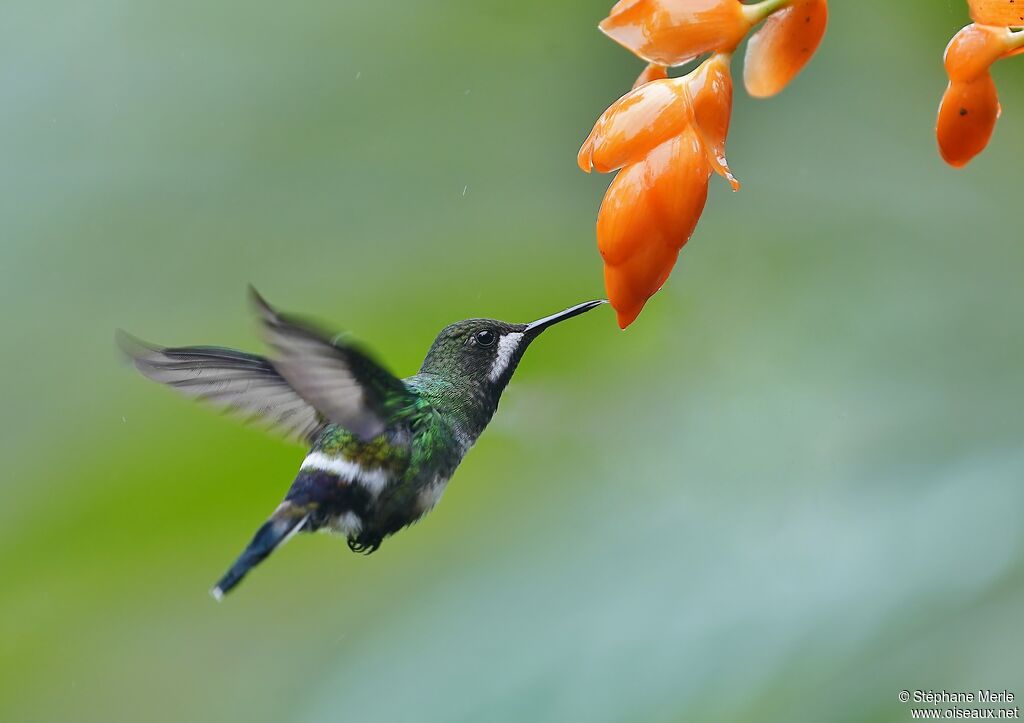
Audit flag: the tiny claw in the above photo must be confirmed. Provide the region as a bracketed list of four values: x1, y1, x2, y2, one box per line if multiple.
[348, 537, 381, 555]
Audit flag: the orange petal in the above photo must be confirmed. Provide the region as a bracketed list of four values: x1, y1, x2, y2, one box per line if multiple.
[638, 130, 712, 254]
[598, 130, 710, 264]
[688, 53, 739, 189]
[597, 162, 658, 266]
[579, 77, 692, 174]
[944, 24, 1014, 82]
[578, 128, 598, 172]
[968, 0, 1024, 26]
[743, 0, 828, 98]
[633, 62, 669, 89]
[604, 244, 679, 328]
[598, 131, 711, 327]
[936, 73, 1001, 167]
[599, 0, 751, 67]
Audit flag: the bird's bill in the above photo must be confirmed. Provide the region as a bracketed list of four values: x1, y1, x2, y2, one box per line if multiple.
[524, 299, 607, 335]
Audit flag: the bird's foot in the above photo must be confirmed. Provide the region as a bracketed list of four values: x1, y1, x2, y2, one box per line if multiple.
[347, 537, 381, 555]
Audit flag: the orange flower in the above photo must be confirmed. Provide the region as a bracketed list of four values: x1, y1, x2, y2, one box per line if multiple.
[583, 54, 735, 328]
[936, 24, 1023, 167]
[743, 0, 829, 98]
[599, 0, 751, 66]
[578, 54, 738, 188]
[600, 131, 711, 328]
[968, 0, 1024, 26]
[584, 1, 829, 327]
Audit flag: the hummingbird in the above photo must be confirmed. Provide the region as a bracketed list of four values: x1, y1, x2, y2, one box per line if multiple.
[118, 288, 605, 598]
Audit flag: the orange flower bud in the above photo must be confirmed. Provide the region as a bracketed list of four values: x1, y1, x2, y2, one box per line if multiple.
[633, 63, 669, 89]
[743, 0, 828, 98]
[599, 0, 750, 67]
[578, 79, 693, 174]
[968, 0, 1024, 26]
[579, 54, 738, 188]
[937, 74, 1001, 168]
[597, 131, 712, 328]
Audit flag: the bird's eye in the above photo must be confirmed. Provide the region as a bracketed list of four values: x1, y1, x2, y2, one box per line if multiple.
[475, 329, 496, 347]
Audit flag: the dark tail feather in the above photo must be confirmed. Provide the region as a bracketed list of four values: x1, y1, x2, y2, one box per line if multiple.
[211, 508, 309, 600]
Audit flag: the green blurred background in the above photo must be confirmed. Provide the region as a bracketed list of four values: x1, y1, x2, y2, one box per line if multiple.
[3, 1, 1023, 721]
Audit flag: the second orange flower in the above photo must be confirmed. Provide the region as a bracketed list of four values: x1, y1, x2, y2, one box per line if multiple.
[936, 14, 1024, 168]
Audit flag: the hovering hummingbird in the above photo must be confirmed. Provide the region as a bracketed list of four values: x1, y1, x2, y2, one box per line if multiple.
[118, 288, 605, 598]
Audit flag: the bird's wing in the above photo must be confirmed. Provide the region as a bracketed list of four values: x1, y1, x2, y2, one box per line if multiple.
[249, 287, 416, 441]
[117, 331, 326, 444]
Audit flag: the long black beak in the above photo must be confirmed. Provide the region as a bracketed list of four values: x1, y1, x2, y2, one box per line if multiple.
[524, 299, 607, 335]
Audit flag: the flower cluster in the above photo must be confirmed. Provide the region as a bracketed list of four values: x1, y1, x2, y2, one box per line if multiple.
[936, 2, 1024, 168]
[580, 0, 828, 328]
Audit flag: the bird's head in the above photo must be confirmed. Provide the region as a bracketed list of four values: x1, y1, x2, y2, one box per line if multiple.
[419, 300, 607, 393]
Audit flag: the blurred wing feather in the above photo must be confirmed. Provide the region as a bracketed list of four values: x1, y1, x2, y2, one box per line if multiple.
[250, 288, 414, 441]
[117, 331, 325, 444]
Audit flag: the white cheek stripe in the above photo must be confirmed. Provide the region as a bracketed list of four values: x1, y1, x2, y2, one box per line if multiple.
[300, 451, 390, 495]
[489, 332, 524, 382]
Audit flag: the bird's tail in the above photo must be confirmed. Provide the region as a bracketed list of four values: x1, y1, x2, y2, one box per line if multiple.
[211, 505, 309, 600]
